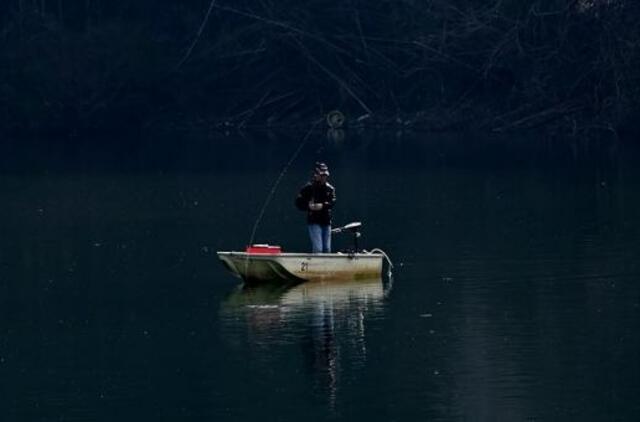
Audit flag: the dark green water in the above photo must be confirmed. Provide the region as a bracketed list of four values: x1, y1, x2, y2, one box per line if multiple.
[1, 132, 639, 421]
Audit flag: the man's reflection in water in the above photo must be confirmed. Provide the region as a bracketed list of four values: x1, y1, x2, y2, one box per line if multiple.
[302, 300, 339, 409]
[220, 278, 387, 409]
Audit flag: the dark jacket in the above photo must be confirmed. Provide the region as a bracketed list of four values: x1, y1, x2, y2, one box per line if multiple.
[295, 181, 336, 226]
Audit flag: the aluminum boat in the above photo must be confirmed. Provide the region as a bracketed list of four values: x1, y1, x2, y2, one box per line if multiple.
[217, 222, 388, 284]
[217, 250, 384, 284]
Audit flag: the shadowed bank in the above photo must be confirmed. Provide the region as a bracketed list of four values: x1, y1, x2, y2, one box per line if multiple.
[1, 0, 639, 136]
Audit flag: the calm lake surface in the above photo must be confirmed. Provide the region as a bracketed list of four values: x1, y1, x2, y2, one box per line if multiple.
[1, 131, 639, 421]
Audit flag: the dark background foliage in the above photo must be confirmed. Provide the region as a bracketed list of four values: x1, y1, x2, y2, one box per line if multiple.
[1, 0, 639, 135]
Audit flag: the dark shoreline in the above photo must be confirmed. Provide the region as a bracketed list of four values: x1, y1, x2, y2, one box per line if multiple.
[2, 1, 639, 139]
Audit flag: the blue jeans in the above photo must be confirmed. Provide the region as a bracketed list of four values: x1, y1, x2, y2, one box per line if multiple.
[308, 224, 331, 253]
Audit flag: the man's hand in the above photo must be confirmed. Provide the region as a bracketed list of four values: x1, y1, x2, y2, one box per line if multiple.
[308, 202, 323, 211]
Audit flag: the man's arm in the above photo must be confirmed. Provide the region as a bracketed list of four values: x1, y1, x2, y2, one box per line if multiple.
[324, 185, 336, 209]
[295, 185, 311, 211]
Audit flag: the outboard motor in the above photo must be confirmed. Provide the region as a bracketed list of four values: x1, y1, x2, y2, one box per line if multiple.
[332, 221, 362, 253]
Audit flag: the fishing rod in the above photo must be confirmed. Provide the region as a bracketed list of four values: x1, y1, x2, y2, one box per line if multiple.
[247, 118, 323, 248]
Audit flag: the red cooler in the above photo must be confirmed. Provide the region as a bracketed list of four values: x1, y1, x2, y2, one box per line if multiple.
[245, 244, 282, 254]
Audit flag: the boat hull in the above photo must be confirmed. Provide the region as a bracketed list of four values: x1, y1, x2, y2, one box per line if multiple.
[217, 252, 384, 284]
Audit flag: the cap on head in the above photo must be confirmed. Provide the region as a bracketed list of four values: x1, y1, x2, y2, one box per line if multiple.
[314, 162, 330, 176]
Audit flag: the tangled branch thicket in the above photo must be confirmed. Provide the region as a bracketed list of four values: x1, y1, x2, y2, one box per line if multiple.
[1, 0, 639, 135]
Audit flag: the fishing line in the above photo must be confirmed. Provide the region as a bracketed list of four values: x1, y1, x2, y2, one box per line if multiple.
[247, 118, 323, 248]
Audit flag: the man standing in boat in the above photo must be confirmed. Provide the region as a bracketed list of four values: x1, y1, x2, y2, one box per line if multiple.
[295, 162, 336, 253]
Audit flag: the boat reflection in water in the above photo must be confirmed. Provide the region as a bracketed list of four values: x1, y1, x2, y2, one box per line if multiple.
[219, 277, 389, 407]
